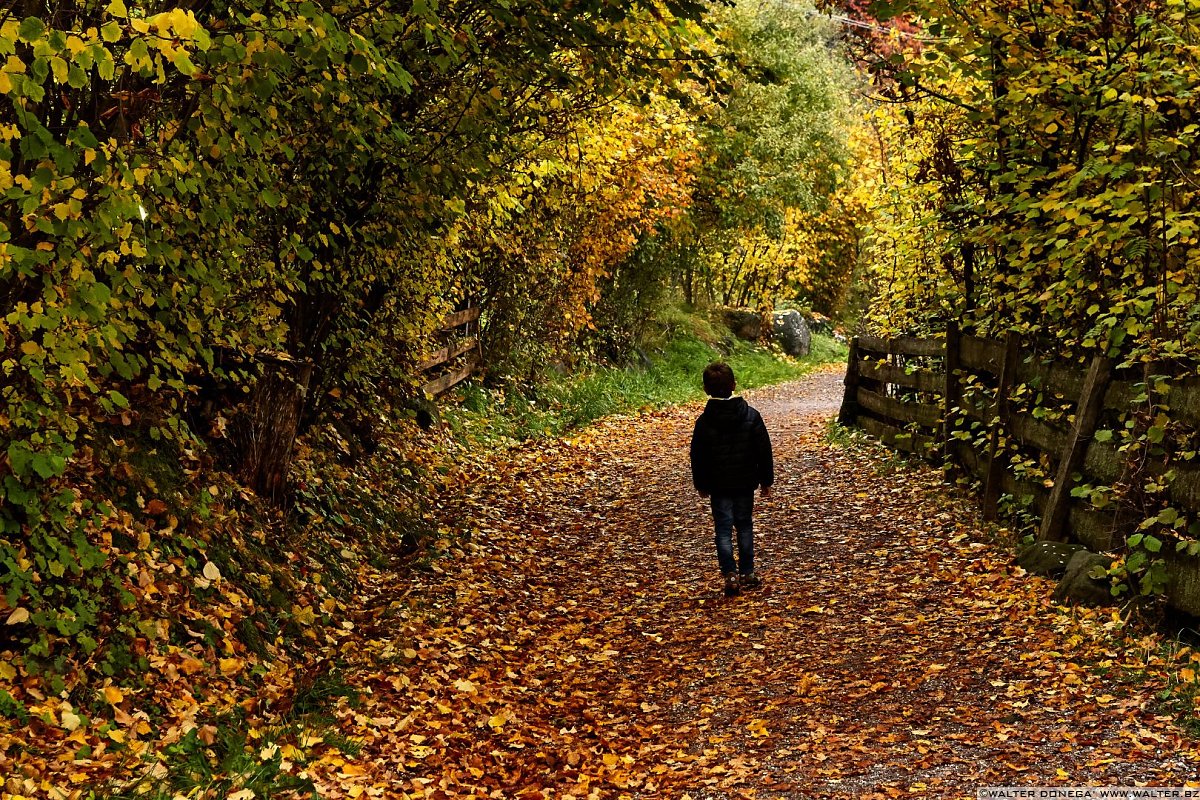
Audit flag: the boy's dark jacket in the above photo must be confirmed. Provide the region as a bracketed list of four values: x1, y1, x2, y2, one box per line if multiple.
[690, 396, 774, 494]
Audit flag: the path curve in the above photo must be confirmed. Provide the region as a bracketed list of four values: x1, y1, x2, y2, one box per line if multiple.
[341, 370, 1200, 799]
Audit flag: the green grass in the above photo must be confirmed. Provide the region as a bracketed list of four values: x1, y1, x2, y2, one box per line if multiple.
[89, 672, 365, 800]
[450, 310, 847, 443]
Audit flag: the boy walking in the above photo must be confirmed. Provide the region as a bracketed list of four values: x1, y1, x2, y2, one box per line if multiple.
[689, 362, 774, 597]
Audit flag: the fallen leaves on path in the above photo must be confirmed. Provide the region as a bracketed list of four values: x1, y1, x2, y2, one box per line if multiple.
[8, 370, 1200, 798]
[325, 371, 1200, 798]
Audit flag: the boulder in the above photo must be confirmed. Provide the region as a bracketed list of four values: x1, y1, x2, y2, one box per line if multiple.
[1053, 550, 1116, 606]
[1016, 541, 1088, 577]
[772, 310, 812, 357]
[723, 308, 763, 341]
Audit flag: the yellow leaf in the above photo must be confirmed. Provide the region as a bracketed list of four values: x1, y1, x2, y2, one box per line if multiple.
[1181, 667, 1196, 683]
[50, 56, 67, 83]
[61, 710, 82, 731]
[169, 8, 198, 38]
[487, 711, 508, 730]
[202, 561, 221, 581]
[106, 0, 127, 16]
[0, 661, 16, 681]
[179, 656, 204, 675]
[107, 728, 126, 743]
[4, 607, 29, 625]
[0, 73, 10, 94]
[103, 686, 124, 705]
[219, 657, 243, 676]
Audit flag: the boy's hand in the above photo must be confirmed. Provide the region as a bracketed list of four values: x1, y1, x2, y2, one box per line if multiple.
[760, 486, 772, 499]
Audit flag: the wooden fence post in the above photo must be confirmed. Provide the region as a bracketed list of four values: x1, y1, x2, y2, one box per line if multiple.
[941, 321, 962, 464]
[838, 337, 861, 426]
[982, 332, 1020, 520]
[1038, 354, 1113, 542]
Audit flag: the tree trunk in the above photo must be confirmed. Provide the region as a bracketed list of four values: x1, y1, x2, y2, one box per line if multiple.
[233, 360, 314, 502]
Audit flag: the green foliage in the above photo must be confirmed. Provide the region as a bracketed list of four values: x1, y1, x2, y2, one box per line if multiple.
[852, 0, 1200, 604]
[0, 0, 719, 667]
[93, 716, 318, 800]
[450, 309, 845, 442]
[669, 0, 861, 312]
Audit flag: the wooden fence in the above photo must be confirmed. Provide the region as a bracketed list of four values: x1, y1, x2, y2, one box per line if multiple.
[838, 326, 1200, 614]
[419, 307, 481, 397]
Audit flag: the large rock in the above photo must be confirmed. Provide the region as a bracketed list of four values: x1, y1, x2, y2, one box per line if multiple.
[772, 310, 812, 357]
[723, 308, 763, 341]
[1053, 550, 1116, 606]
[1017, 541, 1087, 577]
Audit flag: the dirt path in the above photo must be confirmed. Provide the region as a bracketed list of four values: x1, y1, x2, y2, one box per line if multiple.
[336, 370, 1200, 799]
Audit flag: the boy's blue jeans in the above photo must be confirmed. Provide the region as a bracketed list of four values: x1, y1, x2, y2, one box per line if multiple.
[711, 492, 754, 576]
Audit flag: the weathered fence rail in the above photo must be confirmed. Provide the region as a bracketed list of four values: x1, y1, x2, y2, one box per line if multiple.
[419, 307, 481, 397]
[838, 327, 1200, 614]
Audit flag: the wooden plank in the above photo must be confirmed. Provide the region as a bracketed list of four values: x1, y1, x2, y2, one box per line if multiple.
[856, 333, 943, 358]
[959, 334, 1005, 375]
[855, 333, 889, 355]
[838, 338, 861, 426]
[1016, 358, 1084, 399]
[859, 416, 937, 458]
[1067, 506, 1128, 552]
[1038, 354, 1113, 542]
[1009, 413, 1068, 457]
[1164, 546, 1200, 617]
[892, 335, 944, 358]
[959, 396, 989, 423]
[942, 322, 962, 463]
[998, 470, 1047, 515]
[859, 361, 944, 394]
[953, 438, 983, 477]
[1102, 379, 1137, 411]
[417, 338, 477, 372]
[1168, 376, 1200, 426]
[1167, 464, 1200, 513]
[441, 307, 482, 330]
[420, 356, 478, 397]
[857, 387, 942, 428]
[1082, 440, 1122, 484]
[983, 333, 1021, 520]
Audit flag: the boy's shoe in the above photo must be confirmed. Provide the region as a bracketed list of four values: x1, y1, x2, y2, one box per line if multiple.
[739, 572, 762, 590]
[723, 573, 741, 597]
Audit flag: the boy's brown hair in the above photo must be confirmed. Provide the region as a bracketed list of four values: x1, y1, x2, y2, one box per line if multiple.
[702, 362, 735, 398]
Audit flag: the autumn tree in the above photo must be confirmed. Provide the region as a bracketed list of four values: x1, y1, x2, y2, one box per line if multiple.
[0, 0, 715, 661]
[678, 0, 860, 313]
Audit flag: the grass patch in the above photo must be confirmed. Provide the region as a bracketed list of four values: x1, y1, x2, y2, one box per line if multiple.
[91, 715, 318, 800]
[450, 309, 846, 443]
[90, 672, 364, 800]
